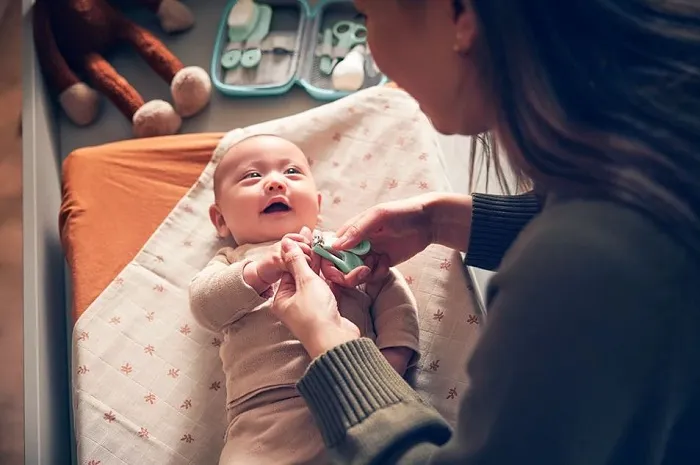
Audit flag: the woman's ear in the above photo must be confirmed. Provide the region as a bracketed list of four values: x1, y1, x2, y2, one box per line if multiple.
[209, 204, 230, 238]
[453, 2, 478, 54]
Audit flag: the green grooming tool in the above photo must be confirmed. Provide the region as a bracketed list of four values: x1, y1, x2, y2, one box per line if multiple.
[221, 49, 243, 69]
[228, 0, 261, 42]
[224, 2, 272, 71]
[240, 49, 262, 68]
[319, 28, 335, 76]
[332, 20, 367, 56]
[312, 233, 371, 275]
[240, 5, 272, 68]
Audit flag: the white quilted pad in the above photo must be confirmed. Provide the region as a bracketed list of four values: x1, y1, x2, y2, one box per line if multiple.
[72, 86, 483, 465]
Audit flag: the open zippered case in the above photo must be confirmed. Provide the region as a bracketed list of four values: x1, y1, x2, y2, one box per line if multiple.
[211, 0, 388, 100]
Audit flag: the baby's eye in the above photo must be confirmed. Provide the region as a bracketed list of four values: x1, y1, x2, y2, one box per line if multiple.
[243, 172, 261, 179]
[285, 167, 302, 175]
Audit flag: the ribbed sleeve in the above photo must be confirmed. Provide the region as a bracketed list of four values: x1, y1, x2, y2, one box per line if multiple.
[297, 338, 422, 447]
[465, 192, 542, 271]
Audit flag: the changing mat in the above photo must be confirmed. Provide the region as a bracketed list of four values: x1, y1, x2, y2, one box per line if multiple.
[72, 86, 482, 465]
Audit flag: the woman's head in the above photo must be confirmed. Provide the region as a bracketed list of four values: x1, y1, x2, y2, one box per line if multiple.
[355, 0, 493, 136]
[357, 0, 700, 256]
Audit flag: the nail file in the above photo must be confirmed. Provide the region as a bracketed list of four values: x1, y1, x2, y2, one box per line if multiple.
[319, 28, 335, 76]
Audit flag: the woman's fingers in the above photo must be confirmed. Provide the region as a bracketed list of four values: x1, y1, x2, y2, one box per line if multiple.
[343, 266, 372, 286]
[275, 269, 296, 302]
[281, 238, 316, 282]
[297, 242, 312, 256]
[368, 253, 391, 281]
[320, 261, 347, 285]
[321, 261, 372, 287]
[334, 205, 390, 249]
[309, 245, 322, 275]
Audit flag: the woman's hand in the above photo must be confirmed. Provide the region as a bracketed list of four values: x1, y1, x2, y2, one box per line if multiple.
[324, 193, 474, 287]
[321, 194, 437, 287]
[273, 237, 360, 359]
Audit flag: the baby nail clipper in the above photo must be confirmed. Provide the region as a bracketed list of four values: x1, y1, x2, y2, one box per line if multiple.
[312, 232, 371, 274]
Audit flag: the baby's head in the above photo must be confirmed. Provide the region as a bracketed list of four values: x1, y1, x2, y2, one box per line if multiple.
[209, 134, 321, 245]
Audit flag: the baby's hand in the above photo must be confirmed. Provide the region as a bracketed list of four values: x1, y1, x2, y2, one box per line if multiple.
[246, 227, 314, 289]
[258, 233, 314, 284]
[243, 228, 317, 295]
[380, 347, 415, 376]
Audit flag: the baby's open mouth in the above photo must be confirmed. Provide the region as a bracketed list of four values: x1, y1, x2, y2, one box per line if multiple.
[262, 202, 291, 214]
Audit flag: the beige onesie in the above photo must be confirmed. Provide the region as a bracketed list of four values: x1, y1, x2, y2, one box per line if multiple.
[189, 240, 420, 465]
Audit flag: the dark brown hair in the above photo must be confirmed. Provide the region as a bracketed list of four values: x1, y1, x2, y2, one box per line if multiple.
[467, 0, 700, 257]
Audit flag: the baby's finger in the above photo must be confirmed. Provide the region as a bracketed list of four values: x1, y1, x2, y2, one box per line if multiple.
[298, 226, 314, 242]
[297, 242, 312, 256]
[284, 233, 310, 245]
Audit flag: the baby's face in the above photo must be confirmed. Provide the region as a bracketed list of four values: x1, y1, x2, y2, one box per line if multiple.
[210, 135, 321, 245]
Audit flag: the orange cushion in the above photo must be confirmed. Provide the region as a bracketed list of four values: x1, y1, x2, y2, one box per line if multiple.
[60, 133, 224, 322]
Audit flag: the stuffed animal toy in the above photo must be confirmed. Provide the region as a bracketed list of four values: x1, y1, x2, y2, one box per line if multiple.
[33, 0, 212, 138]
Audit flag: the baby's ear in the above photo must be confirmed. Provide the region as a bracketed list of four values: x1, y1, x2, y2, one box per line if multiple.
[209, 204, 230, 238]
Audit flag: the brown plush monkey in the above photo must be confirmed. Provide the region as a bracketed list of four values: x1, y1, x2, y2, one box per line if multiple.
[33, 0, 212, 138]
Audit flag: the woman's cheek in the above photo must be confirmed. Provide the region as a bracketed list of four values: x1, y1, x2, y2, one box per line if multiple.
[365, 32, 392, 78]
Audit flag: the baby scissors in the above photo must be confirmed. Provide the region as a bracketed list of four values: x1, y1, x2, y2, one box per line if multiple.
[332, 20, 367, 52]
[312, 232, 371, 275]
[319, 20, 367, 75]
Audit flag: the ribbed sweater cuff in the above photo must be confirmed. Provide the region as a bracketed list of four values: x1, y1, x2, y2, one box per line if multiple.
[297, 338, 418, 447]
[466, 192, 542, 271]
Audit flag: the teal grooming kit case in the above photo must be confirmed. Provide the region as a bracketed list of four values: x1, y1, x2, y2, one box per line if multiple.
[211, 0, 388, 100]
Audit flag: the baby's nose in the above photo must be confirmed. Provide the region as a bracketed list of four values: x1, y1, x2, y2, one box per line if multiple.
[266, 179, 285, 192]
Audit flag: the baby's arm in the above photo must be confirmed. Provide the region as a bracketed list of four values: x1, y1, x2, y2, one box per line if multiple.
[366, 269, 421, 376]
[188, 249, 273, 333]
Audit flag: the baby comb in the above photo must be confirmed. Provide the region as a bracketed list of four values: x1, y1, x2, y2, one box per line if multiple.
[312, 232, 371, 274]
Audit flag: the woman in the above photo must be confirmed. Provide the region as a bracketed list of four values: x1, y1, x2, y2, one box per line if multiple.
[273, 1, 700, 463]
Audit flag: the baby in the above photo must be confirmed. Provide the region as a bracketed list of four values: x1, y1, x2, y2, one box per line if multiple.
[189, 134, 420, 465]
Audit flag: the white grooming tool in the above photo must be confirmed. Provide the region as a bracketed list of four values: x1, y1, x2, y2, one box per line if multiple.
[228, 0, 255, 27]
[332, 45, 366, 91]
[227, 0, 260, 42]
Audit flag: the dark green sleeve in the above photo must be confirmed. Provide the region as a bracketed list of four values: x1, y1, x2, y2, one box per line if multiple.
[298, 201, 674, 465]
[297, 339, 451, 464]
[465, 192, 541, 271]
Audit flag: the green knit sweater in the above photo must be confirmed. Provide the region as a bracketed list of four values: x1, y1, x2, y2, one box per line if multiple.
[297, 193, 700, 465]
